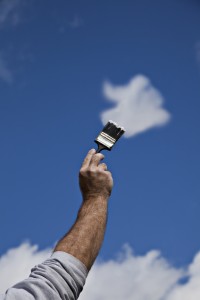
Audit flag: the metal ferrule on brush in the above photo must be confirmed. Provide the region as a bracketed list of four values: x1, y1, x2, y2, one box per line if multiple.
[96, 131, 116, 149]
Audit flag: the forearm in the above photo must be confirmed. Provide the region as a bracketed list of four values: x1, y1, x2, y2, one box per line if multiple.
[54, 195, 108, 270]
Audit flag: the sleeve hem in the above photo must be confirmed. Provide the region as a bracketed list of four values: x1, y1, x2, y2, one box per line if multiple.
[51, 251, 88, 276]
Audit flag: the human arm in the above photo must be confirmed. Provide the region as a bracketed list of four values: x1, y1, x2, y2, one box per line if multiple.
[54, 148, 113, 270]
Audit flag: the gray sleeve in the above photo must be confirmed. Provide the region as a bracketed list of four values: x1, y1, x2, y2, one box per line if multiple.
[1, 251, 88, 300]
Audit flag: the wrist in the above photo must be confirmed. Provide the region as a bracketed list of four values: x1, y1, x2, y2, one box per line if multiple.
[79, 194, 108, 222]
[82, 193, 110, 203]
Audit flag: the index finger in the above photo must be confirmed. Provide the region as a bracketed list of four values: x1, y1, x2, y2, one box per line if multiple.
[81, 149, 96, 168]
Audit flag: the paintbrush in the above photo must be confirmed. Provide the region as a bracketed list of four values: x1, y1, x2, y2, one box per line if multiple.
[95, 120, 125, 153]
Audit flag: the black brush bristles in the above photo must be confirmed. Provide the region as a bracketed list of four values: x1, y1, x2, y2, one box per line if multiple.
[95, 120, 125, 153]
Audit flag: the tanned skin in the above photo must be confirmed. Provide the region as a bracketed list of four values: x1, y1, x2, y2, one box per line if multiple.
[54, 149, 113, 270]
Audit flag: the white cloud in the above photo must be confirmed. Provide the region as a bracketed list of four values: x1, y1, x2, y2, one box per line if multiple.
[80, 245, 182, 300]
[0, 54, 13, 83]
[101, 75, 171, 138]
[0, 0, 21, 27]
[1, 243, 200, 300]
[0, 243, 50, 293]
[167, 252, 200, 300]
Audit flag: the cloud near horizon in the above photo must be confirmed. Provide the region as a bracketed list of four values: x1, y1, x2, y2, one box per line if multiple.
[0, 243, 50, 293]
[1, 243, 200, 299]
[101, 75, 171, 138]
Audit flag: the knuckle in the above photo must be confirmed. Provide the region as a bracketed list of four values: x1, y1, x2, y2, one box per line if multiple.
[79, 168, 86, 175]
[106, 171, 112, 178]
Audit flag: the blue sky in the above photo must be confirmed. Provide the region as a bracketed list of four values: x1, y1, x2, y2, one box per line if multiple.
[0, 0, 200, 297]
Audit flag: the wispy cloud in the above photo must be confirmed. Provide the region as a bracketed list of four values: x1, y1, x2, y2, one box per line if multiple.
[101, 75, 171, 138]
[81, 245, 200, 300]
[0, 0, 32, 83]
[0, 54, 13, 83]
[1, 243, 200, 300]
[69, 15, 83, 29]
[0, 0, 22, 27]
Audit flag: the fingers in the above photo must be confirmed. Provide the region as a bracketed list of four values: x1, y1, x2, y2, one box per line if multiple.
[90, 152, 104, 167]
[98, 163, 107, 171]
[81, 149, 96, 168]
[81, 149, 106, 171]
